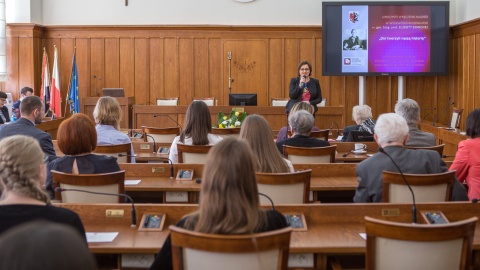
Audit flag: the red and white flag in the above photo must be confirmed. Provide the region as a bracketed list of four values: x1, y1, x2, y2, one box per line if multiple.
[50, 46, 61, 117]
[40, 49, 50, 113]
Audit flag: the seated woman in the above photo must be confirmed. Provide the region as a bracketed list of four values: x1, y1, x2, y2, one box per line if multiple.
[341, 104, 376, 142]
[276, 102, 320, 141]
[169, 101, 222, 163]
[0, 135, 86, 238]
[150, 138, 288, 270]
[45, 113, 121, 198]
[94, 96, 135, 162]
[239, 114, 294, 173]
[450, 109, 480, 200]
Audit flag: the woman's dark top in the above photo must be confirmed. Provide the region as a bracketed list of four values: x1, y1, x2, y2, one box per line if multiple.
[285, 77, 322, 114]
[149, 209, 288, 270]
[45, 154, 121, 199]
[0, 204, 86, 240]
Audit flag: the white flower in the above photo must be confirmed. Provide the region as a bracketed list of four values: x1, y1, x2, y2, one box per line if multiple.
[235, 121, 241, 127]
[222, 121, 228, 125]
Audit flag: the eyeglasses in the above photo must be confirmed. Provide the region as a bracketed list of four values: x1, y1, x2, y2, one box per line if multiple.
[300, 68, 310, 71]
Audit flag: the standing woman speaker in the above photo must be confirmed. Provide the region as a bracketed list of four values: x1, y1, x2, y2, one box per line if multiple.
[285, 61, 323, 115]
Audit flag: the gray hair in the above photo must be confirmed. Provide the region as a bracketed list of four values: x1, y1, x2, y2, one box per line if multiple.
[288, 110, 314, 136]
[352, 104, 372, 123]
[374, 113, 409, 145]
[394, 98, 419, 127]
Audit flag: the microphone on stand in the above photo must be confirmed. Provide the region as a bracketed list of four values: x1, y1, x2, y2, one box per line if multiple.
[422, 107, 437, 125]
[433, 97, 455, 126]
[153, 114, 183, 131]
[378, 147, 417, 224]
[118, 153, 137, 163]
[329, 121, 340, 139]
[145, 134, 157, 153]
[259, 192, 275, 210]
[55, 187, 137, 227]
[156, 157, 174, 179]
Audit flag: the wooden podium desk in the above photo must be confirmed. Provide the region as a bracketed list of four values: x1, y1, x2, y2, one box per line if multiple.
[37, 117, 66, 140]
[57, 202, 480, 270]
[419, 122, 468, 158]
[132, 105, 345, 131]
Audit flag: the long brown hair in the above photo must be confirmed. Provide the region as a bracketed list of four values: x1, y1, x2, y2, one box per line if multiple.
[185, 138, 267, 234]
[0, 135, 50, 203]
[179, 101, 212, 145]
[239, 115, 291, 173]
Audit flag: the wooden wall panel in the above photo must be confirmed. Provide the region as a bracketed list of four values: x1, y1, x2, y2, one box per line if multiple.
[134, 38, 149, 105]
[75, 39, 90, 114]
[208, 39, 222, 105]
[90, 38, 104, 97]
[18, 37, 34, 93]
[105, 38, 119, 88]
[268, 39, 284, 100]
[59, 38, 74, 116]
[5, 36, 18, 98]
[179, 38, 194, 104]
[163, 38, 178, 103]
[119, 38, 134, 100]
[193, 38, 209, 100]
[149, 38, 164, 102]
[284, 39, 298, 98]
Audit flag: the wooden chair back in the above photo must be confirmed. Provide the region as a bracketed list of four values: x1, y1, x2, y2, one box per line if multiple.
[51, 170, 125, 203]
[211, 128, 240, 139]
[93, 143, 132, 163]
[317, 98, 326, 107]
[271, 98, 289, 107]
[283, 145, 336, 164]
[142, 126, 180, 144]
[177, 144, 212, 164]
[382, 170, 456, 202]
[365, 216, 477, 270]
[404, 144, 445, 157]
[193, 97, 215, 106]
[256, 170, 312, 204]
[287, 129, 329, 140]
[170, 225, 291, 270]
[156, 97, 179, 106]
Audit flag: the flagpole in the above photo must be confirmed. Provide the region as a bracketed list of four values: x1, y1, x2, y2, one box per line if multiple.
[65, 47, 76, 115]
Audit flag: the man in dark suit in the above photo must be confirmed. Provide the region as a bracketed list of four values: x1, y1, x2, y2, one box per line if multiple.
[0, 91, 10, 124]
[353, 113, 467, 202]
[0, 96, 57, 162]
[12, 87, 34, 110]
[276, 110, 330, 154]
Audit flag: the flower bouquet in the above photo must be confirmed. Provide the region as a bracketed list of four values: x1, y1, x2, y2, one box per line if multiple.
[217, 110, 247, 128]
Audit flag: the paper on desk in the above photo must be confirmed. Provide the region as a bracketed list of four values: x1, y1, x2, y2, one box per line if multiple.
[124, 180, 141, 185]
[359, 233, 367, 240]
[86, 232, 119, 243]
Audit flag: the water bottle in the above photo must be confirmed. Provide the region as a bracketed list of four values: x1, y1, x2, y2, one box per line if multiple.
[11, 112, 16, 122]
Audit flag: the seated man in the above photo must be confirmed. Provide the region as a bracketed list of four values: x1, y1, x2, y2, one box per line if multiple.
[0, 96, 57, 162]
[395, 98, 436, 147]
[12, 86, 33, 109]
[353, 113, 467, 203]
[276, 110, 329, 154]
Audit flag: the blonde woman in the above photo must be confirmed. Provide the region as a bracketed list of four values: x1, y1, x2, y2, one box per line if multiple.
[150, 138, 288, 270]
[239, 114, 294, 173]
[0, 135, 86, 238]
[277, 102, 320, 141]
[93, 96, 135, 161]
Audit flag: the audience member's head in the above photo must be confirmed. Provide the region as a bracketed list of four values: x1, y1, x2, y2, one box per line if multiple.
[93, 96, 122, 130]
[0, 91, 7, 108]
[465, 109, 480, 139]
[239, 114, 290, 173]
[57, 113, 97, 155]
[0, 221, 97, 270]
[0, 135, 49, 203]
[374, 113, 409, 147]
[290, 102, 315, 115]
[352, 104, 373, 125]
[395, 98, 420, 127]
[180, 101, 212, 145]
[190, 138, 263, 234]
[20, 86, 34, 98]
[20, 96, 44, 124]
[289, 110, 314, 136]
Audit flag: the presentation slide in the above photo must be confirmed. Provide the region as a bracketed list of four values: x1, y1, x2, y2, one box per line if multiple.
[341, 5, 431, 73]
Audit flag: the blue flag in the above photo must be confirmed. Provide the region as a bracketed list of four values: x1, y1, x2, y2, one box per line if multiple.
[68, 51, 80, 114]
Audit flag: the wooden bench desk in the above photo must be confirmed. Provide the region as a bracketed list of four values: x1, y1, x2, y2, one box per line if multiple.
[57, 202, 480, 270]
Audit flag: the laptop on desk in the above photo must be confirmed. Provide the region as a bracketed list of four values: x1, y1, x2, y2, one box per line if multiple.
[102, 88, 125, 97]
